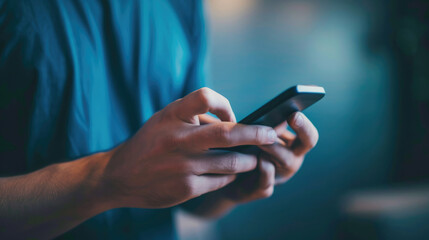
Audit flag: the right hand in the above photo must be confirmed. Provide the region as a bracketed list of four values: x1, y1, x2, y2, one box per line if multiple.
[102, 88, 278, 209]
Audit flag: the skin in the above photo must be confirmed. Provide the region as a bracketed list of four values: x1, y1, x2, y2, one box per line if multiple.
[182, 111, 319, 218]
[0, 87, 318, 239]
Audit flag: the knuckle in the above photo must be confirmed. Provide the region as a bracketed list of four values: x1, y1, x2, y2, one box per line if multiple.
[154, 109, 170, 123]
[197, 88, 212, 108]
[261, 177, 275, 190]
[254, 126, 266, 143]
[161, 133, 183, 151]
[222, 95, 231, 106]
[163, 100, 180, 116]
[278, 158, 290, 170]
[214, 124, 232, 145]
[159, 110, 172, 122]
[226, 153, 239, 172]
[276, 157, 300, 176]
[200, 87, 212, 93]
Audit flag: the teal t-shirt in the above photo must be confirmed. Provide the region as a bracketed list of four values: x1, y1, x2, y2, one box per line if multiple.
[0, 0, 206, 238]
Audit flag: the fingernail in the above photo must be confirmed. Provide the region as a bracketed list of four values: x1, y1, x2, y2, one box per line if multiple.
[294, 112, 304, 127]
[268, 129, 277, 143]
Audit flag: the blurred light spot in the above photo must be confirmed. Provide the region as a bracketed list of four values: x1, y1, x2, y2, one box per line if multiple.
[343, 186, 429, 216]
[207, 0, 257, 24]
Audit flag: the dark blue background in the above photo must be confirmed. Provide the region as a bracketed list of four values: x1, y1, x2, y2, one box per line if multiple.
[203, 0, 412, 239]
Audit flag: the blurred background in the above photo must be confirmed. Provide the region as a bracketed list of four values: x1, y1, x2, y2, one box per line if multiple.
[177, 0, 429, 239]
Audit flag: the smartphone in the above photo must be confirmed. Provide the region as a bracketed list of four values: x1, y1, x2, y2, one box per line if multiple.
[239, 85, 325, 127]
[223, 85, 325, 153]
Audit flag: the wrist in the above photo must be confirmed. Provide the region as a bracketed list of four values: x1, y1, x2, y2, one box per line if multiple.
[77, 151, 117, 214]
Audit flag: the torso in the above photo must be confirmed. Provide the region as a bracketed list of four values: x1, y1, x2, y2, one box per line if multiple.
[0, 0, 205, 238]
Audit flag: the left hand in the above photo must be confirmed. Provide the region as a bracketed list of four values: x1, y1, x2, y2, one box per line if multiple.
[198, 112, 319, 203]
[259, 111, 319, 185]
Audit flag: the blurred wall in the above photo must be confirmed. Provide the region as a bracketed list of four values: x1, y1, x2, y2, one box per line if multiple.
[204, 0, 398, 239]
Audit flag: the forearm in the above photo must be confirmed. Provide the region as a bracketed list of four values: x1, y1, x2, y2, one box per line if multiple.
[0, 152, 113, 239]
[181, 190, 237, 219]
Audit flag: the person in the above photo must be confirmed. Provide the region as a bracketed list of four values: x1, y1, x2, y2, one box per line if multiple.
[0, 0, 319, 239]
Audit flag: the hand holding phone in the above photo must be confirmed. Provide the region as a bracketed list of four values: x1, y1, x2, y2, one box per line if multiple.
[223, 85, 325, 153]
[199, 86, 324, 204]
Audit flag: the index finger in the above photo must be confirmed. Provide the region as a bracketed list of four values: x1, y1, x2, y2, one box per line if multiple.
[172, 88, 236, 123]
[185, 122, 277, 150]
[287, 112, 319, 155]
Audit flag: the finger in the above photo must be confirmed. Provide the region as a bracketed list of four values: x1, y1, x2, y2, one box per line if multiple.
[257, 157, 275, 191]
[274, 120, 288, 134]
[278, 131, 296, 148]
[172, 88, 236, 123]
[187, 122, 277, 149]
[274, 120, 296, 147]
[240, 157, 275, 201]
[192, 151, 258, 175]
[198, 114, 221, 125]
[258, 142, 303, 177]
[287, 112, 319, 156]
[193, 174, 237, 196]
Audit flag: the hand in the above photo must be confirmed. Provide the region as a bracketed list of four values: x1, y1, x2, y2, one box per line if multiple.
[101, 88, 278, 209]
[196, 114, 277, 204]
[259, 112, 319, 184]
[194, 112, 318, 205]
